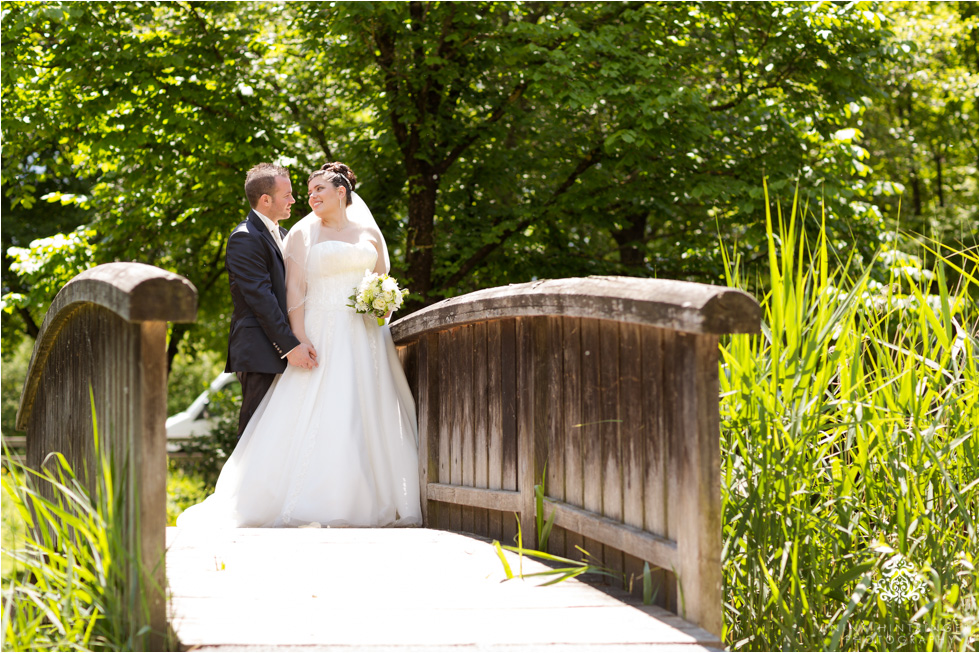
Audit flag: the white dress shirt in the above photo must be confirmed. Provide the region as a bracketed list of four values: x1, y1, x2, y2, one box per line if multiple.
[253, 209, 285, 255]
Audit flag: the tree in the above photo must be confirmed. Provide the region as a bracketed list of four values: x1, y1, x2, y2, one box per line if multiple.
[5, 1, 952, 363]
[2, 1, 302, 363]
[861, 1, 978, 257]
[292, 1, 895, 300]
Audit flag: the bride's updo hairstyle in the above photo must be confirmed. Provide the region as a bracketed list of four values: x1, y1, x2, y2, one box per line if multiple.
[308, 162, 357, 207]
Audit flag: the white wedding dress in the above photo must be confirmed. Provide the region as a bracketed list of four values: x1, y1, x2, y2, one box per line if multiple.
[177, 240, 422, 528]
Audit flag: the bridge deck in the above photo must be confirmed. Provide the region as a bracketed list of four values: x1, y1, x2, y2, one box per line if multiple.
[166, 528, 722, 651]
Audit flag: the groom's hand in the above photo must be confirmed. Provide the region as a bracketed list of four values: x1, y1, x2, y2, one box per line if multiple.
[286, 343, 318, 369]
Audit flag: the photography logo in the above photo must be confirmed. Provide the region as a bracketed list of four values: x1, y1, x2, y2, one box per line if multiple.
[872, 557, 926, 603]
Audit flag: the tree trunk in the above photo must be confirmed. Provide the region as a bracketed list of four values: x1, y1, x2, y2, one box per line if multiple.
[934, 151, 945, 208]
[166, 323, 190, 376]
[910, 168, 923, 217]
[18, 306, 39, 339]
[405, 170, 438, 306]
[611, 212, 649, 268]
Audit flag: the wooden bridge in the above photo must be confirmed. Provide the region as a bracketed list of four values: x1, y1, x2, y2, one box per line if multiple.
[17, 263, 759, 650]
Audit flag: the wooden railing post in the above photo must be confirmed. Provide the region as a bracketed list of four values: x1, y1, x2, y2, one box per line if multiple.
[673, 333, 723, 636]
[391, 275, 759, 639]
[17, 263, 197, 650]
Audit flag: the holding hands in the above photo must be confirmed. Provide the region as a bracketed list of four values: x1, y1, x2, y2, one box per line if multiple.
[287, 342, 318, 369]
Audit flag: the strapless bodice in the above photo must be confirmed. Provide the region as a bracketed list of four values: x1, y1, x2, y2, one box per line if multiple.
[306, 240, 378, 310]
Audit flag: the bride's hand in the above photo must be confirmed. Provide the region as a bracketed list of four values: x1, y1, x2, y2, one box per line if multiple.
[286, 342, 318, 369]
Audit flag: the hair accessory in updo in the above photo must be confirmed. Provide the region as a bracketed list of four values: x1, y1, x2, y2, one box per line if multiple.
[308, 162, 357, 206]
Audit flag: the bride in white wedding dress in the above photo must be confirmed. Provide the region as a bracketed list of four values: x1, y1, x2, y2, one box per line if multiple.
[177, 163, 422, 528]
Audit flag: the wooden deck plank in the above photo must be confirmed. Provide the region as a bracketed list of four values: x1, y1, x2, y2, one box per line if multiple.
[166, 528, 721, 651]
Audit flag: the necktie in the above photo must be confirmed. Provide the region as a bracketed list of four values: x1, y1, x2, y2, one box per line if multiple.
[270, 226, 285, 255]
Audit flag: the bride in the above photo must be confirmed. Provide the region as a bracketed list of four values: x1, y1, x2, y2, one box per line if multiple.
[177, 163, 422, 528]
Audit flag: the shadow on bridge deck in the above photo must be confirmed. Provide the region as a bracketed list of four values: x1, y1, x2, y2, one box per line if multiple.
[166, 527, 723, 651]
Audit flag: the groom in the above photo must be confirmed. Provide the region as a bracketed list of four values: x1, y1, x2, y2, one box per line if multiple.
[225, 163, 318, 441]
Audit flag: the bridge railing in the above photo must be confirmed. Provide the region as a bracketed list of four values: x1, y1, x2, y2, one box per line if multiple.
[16, 262, 197, 649]
[391, 276, 760, 638]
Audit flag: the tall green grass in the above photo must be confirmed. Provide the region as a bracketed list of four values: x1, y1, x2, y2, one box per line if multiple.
[719, 188, 978, 651]
[1, 410, 165, 650]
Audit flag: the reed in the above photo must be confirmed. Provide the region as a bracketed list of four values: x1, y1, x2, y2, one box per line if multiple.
[719, 184, 978, 651]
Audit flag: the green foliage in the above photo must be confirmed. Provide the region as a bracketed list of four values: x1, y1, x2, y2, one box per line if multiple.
[534, 477, 557, 553]
[1, 227, 96, 340]
[1, 418, 166, 650]
[2, 0, 294, 357]
[0, 339, 32, 440]
[642, 562, 655, 607]
[863, 2, 979, 255]
[494, 516, 617, 587]
[0, 466, 28, 580]
[719, 186, 978, 650]
[165, 344, 225, 418]
[6, 0, 959, 360]
[169, 386, 241, 492]
[165, 463, 208, 527]
[293, 1, 896, 300]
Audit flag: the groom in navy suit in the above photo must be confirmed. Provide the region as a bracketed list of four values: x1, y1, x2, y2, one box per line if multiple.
[225, 163, 318, 440]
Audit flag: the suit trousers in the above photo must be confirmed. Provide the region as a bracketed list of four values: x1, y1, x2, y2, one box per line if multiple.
[236, 371, 277, 442]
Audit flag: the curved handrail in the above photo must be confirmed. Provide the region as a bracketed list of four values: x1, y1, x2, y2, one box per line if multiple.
[16, 262, 197, 430]
[390, 275, 760, 343]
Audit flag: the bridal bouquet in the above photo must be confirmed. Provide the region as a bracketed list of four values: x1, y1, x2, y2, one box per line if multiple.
[348, 271, 409, 326]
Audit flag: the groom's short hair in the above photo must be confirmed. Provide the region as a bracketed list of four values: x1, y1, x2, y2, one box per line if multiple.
[245, 163, 289, 208]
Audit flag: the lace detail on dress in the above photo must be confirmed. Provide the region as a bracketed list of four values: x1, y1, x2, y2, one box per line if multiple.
[304, 240, 378, 312]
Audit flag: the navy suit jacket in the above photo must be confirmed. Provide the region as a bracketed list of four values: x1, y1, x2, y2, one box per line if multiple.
[225, 210, 301, 374]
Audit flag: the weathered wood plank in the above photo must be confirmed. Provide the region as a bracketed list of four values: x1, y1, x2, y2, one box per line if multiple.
[619, 323, 646, 599]
[389, 276, 761, 344]
[599, 319, 623, 578]
[459, 325, 475, 535]
[660, 329, 679, 611]
[437, 331, 453, 531]
[544, 316, 565, 557]
[449, 329, 463, 534]
[620, 323, 644, 532]
[639, 327, 669, 607]
[674, 335, 722, 637]
[500, 319, 519, 547]
[542, 499, 678, 574]
[664, 330, 680, 545]
[486, 320, 504, 542]
[516, 317, 537, 549]
[472, 321, 490, 538]
[417, 335, 440, 527]
[562, 316, 585, 561]
[139, 321, 168, 636]
[642, 328, 667, 539]
[427, 484, 521, 512]
[580, 318, 604, 566]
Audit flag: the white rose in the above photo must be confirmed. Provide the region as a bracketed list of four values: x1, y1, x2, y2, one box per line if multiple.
[372, 297, 388, 311]
[381, 277, 398, 293]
